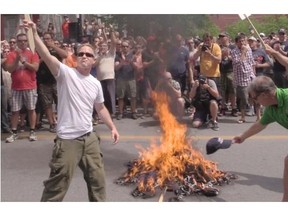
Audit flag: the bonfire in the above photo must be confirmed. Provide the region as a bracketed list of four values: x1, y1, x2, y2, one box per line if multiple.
[116, 91, 236, 201]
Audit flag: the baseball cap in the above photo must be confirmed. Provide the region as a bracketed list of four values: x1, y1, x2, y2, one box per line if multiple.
[206, 137, 232, 155]
[278, 28, 286, 34]
[219, 32, 229, 37]
[248, 36, 257, 41]
[259, 33, 265, 37]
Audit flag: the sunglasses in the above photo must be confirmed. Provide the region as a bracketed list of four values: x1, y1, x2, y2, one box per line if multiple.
[9, 41, 16, 44]
[77, 52, 94, 58]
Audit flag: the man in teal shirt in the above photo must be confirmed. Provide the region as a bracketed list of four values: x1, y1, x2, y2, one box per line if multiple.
[233, 75, 288, 201]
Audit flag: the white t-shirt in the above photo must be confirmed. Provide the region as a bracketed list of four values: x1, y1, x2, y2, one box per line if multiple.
[55, 63, 104, 139]
[96, 49, 116, 81]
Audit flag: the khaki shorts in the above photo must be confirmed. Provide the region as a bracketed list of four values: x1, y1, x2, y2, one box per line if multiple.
[116, 79, 137, 99]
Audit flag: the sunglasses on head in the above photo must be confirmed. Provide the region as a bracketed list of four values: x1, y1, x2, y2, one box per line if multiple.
[77, 52, 94, 58]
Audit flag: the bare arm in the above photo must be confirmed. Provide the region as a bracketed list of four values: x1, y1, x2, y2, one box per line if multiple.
[233, 121, 267, 143]
[47, 41, 68, 59]
[189, 80, 199, 100]
[109, 24, 117, 51]
[95, 103, 119, 144]
[25, 20, 60, 77]
[265, 44, 288, 69]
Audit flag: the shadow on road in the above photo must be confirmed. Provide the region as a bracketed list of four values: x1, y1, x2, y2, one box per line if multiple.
[232, 171, 283, 193]
[139, 120, 160, 127]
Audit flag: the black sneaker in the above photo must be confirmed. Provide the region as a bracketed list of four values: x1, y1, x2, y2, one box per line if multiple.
[49, 124, 56, 133]
[231, 109, 238, 117]
[211, 120, 219, 131]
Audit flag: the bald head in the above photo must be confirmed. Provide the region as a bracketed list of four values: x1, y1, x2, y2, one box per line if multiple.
[163, 72, 172, 80]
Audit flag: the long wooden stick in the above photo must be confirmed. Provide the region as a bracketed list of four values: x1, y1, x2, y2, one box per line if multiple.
[24, 14, 35, 53]
[244, 14, 265, 48]
[244, 15, 274, 64]
[158, 186, 167, 202]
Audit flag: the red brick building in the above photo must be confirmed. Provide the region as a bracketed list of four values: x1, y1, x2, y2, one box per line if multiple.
[208, 14, 281, 31]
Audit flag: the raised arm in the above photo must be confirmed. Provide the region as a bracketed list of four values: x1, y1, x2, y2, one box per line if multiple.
[24, 20, 61, 76]
[265, 44, 288, 69]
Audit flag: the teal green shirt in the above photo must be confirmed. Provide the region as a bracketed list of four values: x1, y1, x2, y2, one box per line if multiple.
[260, 88, 288, 129]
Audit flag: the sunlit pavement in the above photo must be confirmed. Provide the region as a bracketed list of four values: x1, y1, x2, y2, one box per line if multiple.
[1, 114, 287, 202]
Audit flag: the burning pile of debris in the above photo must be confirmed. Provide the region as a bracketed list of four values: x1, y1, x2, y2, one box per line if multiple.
[115, 92, 237, 201]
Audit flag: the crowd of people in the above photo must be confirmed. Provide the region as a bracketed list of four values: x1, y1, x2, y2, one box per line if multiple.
[1, 17, 288, 139]
[1, 16, 287, 201]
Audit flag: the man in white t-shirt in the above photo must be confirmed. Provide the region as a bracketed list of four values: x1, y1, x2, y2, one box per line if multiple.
[95, 25, 117, 117]
[25, 20, 119, 202]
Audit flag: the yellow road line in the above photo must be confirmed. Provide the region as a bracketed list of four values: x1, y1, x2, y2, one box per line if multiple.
[8, 133, 287, 141]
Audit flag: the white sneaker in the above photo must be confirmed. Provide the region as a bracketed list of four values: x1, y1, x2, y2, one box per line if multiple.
[246, 106, 255, 116]
[29, 131, 37, 141]
[6, 133, 18, 143]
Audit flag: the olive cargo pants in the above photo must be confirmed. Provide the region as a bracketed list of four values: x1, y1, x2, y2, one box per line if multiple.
[41, 132, 106, 201]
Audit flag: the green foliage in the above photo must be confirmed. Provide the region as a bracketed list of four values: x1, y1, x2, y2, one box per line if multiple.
[226, 15, 288, 40]
[105, 14, 220, 39]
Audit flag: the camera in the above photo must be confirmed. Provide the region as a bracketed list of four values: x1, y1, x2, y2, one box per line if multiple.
[201, 44, 209, 51]
[198, 75, 206, 84]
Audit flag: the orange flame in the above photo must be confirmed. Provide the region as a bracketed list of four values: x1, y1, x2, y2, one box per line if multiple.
[122, 91, 224, 193]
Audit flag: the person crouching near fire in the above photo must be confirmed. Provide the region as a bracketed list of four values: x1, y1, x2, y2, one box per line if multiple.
[189, 74, 221, 131]
[153, 71, 185, 120]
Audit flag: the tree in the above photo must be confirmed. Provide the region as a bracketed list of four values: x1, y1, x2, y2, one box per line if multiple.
[225, 15, 288, 39]
[107, 14, 219, 39]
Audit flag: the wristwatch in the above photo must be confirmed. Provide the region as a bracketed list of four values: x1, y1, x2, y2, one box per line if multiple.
[22, 61, 26, 65]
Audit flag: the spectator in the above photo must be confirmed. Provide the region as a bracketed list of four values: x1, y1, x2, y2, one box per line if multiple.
[62, 15, 70, 43]
[36, 19, 44, 38]
[154, 71, 185, 119]
[4, 33, 40, 142]
[166, 34, 191, 94]
[95, 24, 117, 117]
[248, 36, 272, 121]
[270, 29, 288, 88]
[82, 19, 93, 44]
[189, 74, 220, 131]
[115, 40, 138, 120]
[218, 32, 238, 117]
[47, 22, 56, 39]
[37, 32, 68, 132]
[193, 32, 222, 92]
[231, 34, 255, 124]
[1, 48, 12, 133]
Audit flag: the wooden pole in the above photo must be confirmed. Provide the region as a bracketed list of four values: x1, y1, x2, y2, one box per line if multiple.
[24, 14, 35, 53]
[244, 14, 265, 48]
[158, 186, 167, 202]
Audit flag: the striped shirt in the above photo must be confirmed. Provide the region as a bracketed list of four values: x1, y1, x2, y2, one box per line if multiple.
[231, 46, 255, 87]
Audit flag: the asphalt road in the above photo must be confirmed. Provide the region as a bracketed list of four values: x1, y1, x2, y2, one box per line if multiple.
[1, 113, 287, 204]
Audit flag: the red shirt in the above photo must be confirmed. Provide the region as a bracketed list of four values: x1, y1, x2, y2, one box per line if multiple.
[6, 49, 39, 90]
[62, 21, 69, 38]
